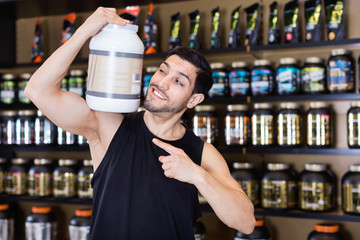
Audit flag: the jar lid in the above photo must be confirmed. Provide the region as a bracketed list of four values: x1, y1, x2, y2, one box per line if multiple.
[103, 23, 139, 33]
[349, 164, 360, 172]
[0, 110, 17, 117]
[32, 205, 51, 214]
[233, 162, 254, 169]
[2, 73, 16, 80]
[210, 62, 226, 70]
[279, 57, 298, 65]
[350, 101, 360, 107]
[75, 209, 92, 217]
[0, 204, 9, 211]
[227, 104, 248, 112]
[19, 73, 32, 80]
[254, 103, 273, 110]
[280, 102, 300, 109]
[305, 163, 327, 172]
[83, 159, 93, 167]
[314, 224, 339, 233]
[18, 110, 36, 116]
[304, 57, 323, 64]
[267, 162, 290, 171]
[195, 105, 216, 112]
[0, 158, 7, 164]
[255, 219, 264, 227]
[11, 158, 29, 165]
[231, 61, 248, 68]
[34, 158, 53, 165]
[58, 159, 77, 166]
[309, 101, 329, 109]
[70, 69, 86, 77]
[331, 48, 350, 56]
[254, 59, 271, 67]
[146, 66, 158, 73]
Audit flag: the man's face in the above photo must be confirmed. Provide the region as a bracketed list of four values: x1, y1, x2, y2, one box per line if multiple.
[143, 55, 198, 113]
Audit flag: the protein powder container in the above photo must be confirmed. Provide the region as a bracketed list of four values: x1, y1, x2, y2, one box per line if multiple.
[69, 209, 92, 240]
[231, 162, 260, 207]
[53, 159, 77, 198]
[234, 219, 271, 240]
[193, 218, 206, 240]
[87, 23, 144, 113]
[229, 61, 251, 96]
[251, 59, 274, 96]
[193, 105, 218, 145]
[327, 49, 355, 93]
[225, 104, 251, 146]
[0, 73, 16, 104]
[77, 160, 93, 199]
[34, 110, 56, 145]
[342, 164, 360, 214]
[0, 158, 7, 193]
[25, 205, 57, 240]
[6, 158, 29, 195]
[306, 102, 332, 148]
[57, 127, 76, 145]
[28, 159, 53, 197]
[209, 62, 229, 97]
[251, 103, 274, 147]
[301, 57, 327, 94]
[0, 203, 14, 240]
[142, 66, 157, 99]
[18, 73, 32, 104]
[347, 102, 360, 148]
[277, 102, 301, 147]
[15, 110, 36, 145]
[261, 162, 297, 210]
[298, 163, 335, 211]
[0, 110, 17, 145]
[68, 69, 86, 98]
[276, 57, 301, 95]
[307, 223, 345, 240]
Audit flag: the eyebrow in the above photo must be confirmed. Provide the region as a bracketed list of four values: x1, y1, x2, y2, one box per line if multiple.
[162, 61, 191, 84]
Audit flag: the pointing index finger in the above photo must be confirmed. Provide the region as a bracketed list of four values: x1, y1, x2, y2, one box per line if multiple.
[152, 138, 178, 155]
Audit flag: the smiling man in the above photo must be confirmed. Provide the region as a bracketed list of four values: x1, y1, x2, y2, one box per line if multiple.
[25, 7, 255, 240]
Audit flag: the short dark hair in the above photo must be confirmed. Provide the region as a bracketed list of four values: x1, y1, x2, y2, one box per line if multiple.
[165, 47, 213, 95]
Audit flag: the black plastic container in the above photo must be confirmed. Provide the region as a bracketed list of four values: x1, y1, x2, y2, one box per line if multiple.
[347, 102, 360, 148]
[225, 104, 251, 146]
[6, 158, 30, 195]
[307, 223, 345, 240]
[193, 105, 218, 145]
[276, 57, 301, 95]
[0, 203, 14, 240]
[53, 159, 77, 198]
[327, 49, 354, 93]
[301, 57, 327, 94]
[69, 209, 92, 240]
[234, 219, 271, 239]
[252, 103, 274, 147]
[277, 102, 302, 147]
[28, 158, 53, 197]
[25, 205, 57, 240]
[77, 160, 93, 199]
[342, 164, 360, 215]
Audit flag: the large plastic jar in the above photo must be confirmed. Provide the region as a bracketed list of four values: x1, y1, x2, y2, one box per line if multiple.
[342, 164, 360, 214]
[225, 104, 251, 146]
[277, 102, 302, 147]
[87, 24, 144, 113]
[0, 203, 14, 240]
[25, 205, 57, 240]
[276, 57, 301, 95]
[77, 160, 94, 199]
[69, 209, 92, 240]
[6, 158, 30, 195]
[234, 219, 271, 240]
[251, 103, 274, 147]
[327, 49, 354, 93]
[28, 159, 53, 197]
[193, 105, 218, 145]
[347, 101, 360, 148]
[53, 159, 77, 198]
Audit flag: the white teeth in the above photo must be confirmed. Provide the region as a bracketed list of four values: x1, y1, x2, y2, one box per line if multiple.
[154, 89, 165, 99]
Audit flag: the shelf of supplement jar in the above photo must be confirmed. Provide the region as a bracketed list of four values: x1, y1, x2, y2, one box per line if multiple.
[250, 93, 360, 103]
[202, 95, 249, 104]
[0, 194, 93, 205]
[0, 103, 37, 110]
[0, 144, 90, 152]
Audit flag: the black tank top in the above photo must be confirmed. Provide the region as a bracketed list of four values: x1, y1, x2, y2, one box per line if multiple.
[90, 111, 204, 240]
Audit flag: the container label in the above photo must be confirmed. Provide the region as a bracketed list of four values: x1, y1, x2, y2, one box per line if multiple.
[301, 67, 326, 92]
[53, 173, 76, 197]
[78, 173, 94, 198]
[299, 182, 333, 210]
[0, 219, 14, 240]
[28, 172, 52, 196]
[229, 70, 250, 96]
[69, 225, 90, 240]
[252, 115, 273, 146]
[277, 113, 301, 146]
[6, 172, 26, 195]
[328, 59, 353, 91]
[236, 179, 259, 206]
[261, 180, 296, 208]
[193, 116, 218, 144]
[251, 69, 274, 95]
[194, 233, 206, 240]
[225, 115, 250, 145]
[307, 113, 331, 146]
[342, 183, 360, 213]
[276, 67, 300, 94]
[209, 71, 228, 97]
[26, 222, 57, 240]
[348, 112, 360, 146]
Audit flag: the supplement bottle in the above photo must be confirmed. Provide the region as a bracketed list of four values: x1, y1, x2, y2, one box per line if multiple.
[225, 104, 250, 146]
[261, 162, 297, 210]
[251, 103, 274, 147]
[193, 218, 206, 240]
[209, 62, 229, 97]
[78, 160, 93, 199]
[142, 66, 157, 99]
[0, 158, 7, 193]
[193, 105, 218, 145]
[307, 102, 332, 148]
[25, 205, 57, 240]
[53, 159, 77, 198]
[342, 164, 360, 214]
[87, 24, 144, 113]
[0, 110, 17, 145]
[347, 101, 360, 148]
[0, 73, 16, 104]
[277, 102, 301, 147]
[15, 110, 36, 145]
[6, 158, 29, 195]
[68, 69, 86, 98]
[34, 110, 56, 145]
[28, 159, 53, 197]
[251, 59, 274, 96]
[0, 203, 14, 240]
[231, 162, 260, 207]
[276, 57, 301, 95]
[307, 223, 345, 240]
[229, 61, 251, 96]
[69, 209, 92, 240]
[298, 163, 335, 211]
[234, 219, 271, 240]
[327, 49, 354, 93]
[301, 57, 327, 94]
[18, 73, 32, 104]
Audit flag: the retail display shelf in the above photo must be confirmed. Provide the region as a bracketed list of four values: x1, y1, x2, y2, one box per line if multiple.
[0, 145, 90, 153]
[0, 194, 93, 205]
[218, 147, 360, 155]
[251, 93, 360, 102]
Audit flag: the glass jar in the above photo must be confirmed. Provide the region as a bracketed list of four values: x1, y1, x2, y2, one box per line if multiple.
[0, 110, 17, 145]
[276, 57, 301, 95]
[0, 73, 17, 104]
[193, 105, 218, 145]
[28, 158, 53, 197]
[229, 61, 251, 96]
[209, 62, 229, 97]
[78, 160, 93, 199]
[251, 103, 274, 147]
[277, 102, 301, 147]
[251, 59, 274, 96]
[34, 110, 56, 145]
[301, 57, 327, 94]
[6, 158, 30, 195]
[347, 101, 360, 148]
[15, 110, 36, 145]
[53, 159, 77, 198]
[225, 104, 250, 146]
[342, 164, 360, 214]
[327, 49, 354, 93]
[68, 69, 86, 98]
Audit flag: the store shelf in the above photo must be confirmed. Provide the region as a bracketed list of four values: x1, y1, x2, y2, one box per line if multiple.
[251, 93, 360, 102]
[0, 145, 89, 153]
[0, 194, 93, 205]
[218, 147, 360, 155]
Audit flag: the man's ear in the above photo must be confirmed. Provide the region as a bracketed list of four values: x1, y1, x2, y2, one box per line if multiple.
[187, 93, 205, 109]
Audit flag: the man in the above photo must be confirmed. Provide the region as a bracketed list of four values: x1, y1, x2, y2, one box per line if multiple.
[25, 7, 255, 240]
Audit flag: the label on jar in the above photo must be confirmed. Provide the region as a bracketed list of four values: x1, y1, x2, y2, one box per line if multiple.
[142, 74, 152, 97]
[69, 76, 85, 97]
[225, 115, 250, 145]
[342, 183, 360, 213]
[0, 219, 14, 240]
[53, 173, 76, 197]
[278, 113, 301, 146]
[78, 173, 94, 198]
[251, 68, 274, 95]
[26, 222, 57, 240]
[16, 119, 35, 145]
[229, 70, 250, 96]
[0, 171, 4, 193]
[328, 59, 354, 91]
[57, 127, 76, 145]
[301, 66, 326, 93]
[307, 113, 331, 146]
[35, 117, 55, 145]
[209, 71, 228, 97]
[237, 180, 259, 206]
[6, 172, 27, 195]
[19, 80, 31, 104]
[87, 50, 143, 99]
[299, 182, 333, 210]
[348, 112, 360, 146]
[0, 81, 15, 104]
[252, 115, 273, 146]
[261, 180, 296, 208]
[28, 172, 52, 196]
[194, 233, 206, 240]
[193, 116, 218, 144]
[69, 225, 90, 240]
[276, 67, 300, 94]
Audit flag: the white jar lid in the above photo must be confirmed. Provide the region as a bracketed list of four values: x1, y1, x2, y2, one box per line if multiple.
[103, 23, 139, 33]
